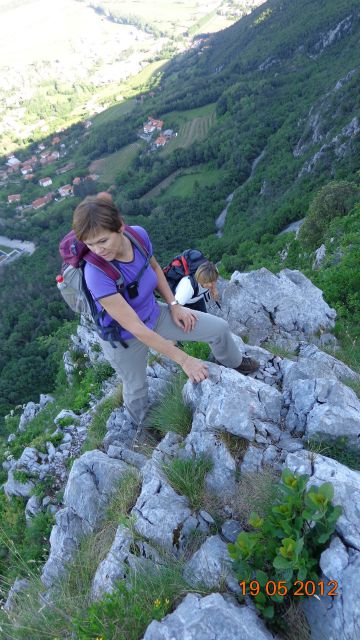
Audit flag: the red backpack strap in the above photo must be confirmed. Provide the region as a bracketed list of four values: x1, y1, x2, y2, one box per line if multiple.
[84, 253, 124, 288]
[124, 225, 151, 258]
[180, 254, 189, 275]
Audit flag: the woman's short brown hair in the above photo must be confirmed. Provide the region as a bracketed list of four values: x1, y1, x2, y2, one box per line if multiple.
[195, 261, 219, 286]
[72, 194, 124, 241]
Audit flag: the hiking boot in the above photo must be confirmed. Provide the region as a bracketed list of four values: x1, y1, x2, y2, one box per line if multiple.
[235, 356, 259, 375]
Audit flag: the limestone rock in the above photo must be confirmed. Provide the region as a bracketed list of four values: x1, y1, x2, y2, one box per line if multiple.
[143, 592, 277, 640]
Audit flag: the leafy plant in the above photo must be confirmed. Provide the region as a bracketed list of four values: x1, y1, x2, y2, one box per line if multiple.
[163, 455, 213, 511]
[228, 468, 342, 625]
[12, 469, 32, 484]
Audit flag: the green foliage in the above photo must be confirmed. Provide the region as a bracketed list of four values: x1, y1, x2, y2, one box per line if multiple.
[82, 387, 123, 453]
[12, 469, 31, 484]
[163, 455, 213, 511]
[307, 435, 360, 471]
[0, 493, 54, 589]
[70, 361, 115, 413]
[262, 342, 298, 360]
[72, 565, 188, 640]
[182, 341, 211, 361]
[147, 374, 192, 437]
[228, 468, 342, 626]
[299, 181, 359, 248]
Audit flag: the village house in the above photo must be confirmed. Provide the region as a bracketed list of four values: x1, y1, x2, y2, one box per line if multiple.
[24, 174, 35, 181]
[58, 184, 73, 197]
[39, 177, 52, 187]
[37, 143, 46, 152]
[52, 136, 61, 145]
[144, 123, 156, 134]
[31, 193, 54, 210]
[148, 117, 164, 130]
[155, 135, 167, 148]
[7, 164, 20, 174]
[6, 155, 21, 167]
[21, 164, 33, 175]
[8, 194, 21, 204]
[72, 177, 81, 185]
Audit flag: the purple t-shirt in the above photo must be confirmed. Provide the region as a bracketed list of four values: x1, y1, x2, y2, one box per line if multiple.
[84, 226, 160, 341]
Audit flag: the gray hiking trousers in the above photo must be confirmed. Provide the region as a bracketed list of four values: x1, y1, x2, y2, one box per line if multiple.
[98, 303, 243, 426]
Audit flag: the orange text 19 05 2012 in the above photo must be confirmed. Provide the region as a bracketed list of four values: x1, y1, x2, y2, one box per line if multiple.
[238, 580, 339, 597]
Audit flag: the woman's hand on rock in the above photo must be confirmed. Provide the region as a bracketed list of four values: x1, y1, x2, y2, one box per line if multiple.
[181, 355, 209, 383]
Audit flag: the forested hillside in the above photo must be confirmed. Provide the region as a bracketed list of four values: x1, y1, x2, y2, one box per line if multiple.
[0, 0, 359, 428]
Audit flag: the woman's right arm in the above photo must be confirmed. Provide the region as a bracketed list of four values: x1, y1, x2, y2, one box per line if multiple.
[99, 292, 209, 383]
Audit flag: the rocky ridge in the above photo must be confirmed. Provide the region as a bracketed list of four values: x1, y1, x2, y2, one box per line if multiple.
[2, 268, 360, 639]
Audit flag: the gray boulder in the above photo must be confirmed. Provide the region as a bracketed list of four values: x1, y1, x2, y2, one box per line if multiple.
[131, 436, 209, 552]
[183, 366, 283, 442]
[18, 402, 40, 432]
[220, 268, 336, 345]
[92, 524, 161, 600]
[41, 450, 131, 587]
[284, 378, 360, 446]
[303, 542, 360, 640]
[142, 592, 277, 640]
[282, 343, 360, 386]
[63, 450, 131, 528]
[3, 467, 35, 498]
[3, 578, 31, 612]
[183, 535, 232, 589]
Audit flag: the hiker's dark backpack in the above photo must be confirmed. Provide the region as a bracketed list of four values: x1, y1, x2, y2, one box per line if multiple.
[57, 226, 150, 348]
[163, 249, 207, 296]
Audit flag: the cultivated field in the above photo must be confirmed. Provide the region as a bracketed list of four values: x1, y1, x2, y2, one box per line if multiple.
[160, 104, 217, 156]
[142, 166, 223, 201]
[89, 143, 142, 184]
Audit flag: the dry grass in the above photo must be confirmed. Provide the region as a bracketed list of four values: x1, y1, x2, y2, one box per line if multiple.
[280, 601, 312, 640]
[220, 469, 281, 527]
[218, 432, 249, 465]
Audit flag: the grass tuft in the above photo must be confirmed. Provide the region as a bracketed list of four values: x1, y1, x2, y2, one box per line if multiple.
[163, 455, 213, 511]
[147, 375, 192, 437]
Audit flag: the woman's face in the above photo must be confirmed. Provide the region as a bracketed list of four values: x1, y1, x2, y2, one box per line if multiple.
[84, 225, 124, 261]
[201, 280, 219, 298]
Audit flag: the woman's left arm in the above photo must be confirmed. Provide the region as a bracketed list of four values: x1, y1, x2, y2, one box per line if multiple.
[150, 256, 198, 332]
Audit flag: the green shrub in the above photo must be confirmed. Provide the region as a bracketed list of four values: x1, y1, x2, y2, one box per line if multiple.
[228, 468, 342, 627]
[163, 455, 213, 511]
[298, 180, 359, 248]
[12, 469, 32, 484]
[147, 374, 192, 437]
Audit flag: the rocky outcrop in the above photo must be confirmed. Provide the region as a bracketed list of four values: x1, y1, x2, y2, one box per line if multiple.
[217, 268, 336, 346]
[3, 267, 360, 639]
[143, 593, 277, 640]
[41, 450, 132, 587]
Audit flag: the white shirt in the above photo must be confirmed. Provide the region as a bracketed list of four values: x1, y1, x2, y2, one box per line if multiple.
[175, 276, 210, 305]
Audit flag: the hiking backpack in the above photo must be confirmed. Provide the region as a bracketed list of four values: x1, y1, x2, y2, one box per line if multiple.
[162, 248, 207, 296]
[57, 226, 150, 347]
